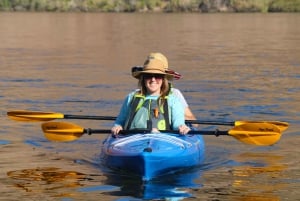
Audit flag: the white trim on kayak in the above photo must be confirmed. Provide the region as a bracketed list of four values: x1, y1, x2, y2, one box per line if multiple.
[111, 134, 192, 149]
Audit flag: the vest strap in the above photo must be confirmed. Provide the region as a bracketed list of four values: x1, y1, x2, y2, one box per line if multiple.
[125, 93, 171, 130]
[163, 99, 170, 130]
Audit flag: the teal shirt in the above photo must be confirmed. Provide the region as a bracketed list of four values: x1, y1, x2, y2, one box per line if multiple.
[114, 91, 185, 130]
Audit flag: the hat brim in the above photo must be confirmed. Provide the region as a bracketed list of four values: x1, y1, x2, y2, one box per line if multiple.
[132, 57, 174, 80]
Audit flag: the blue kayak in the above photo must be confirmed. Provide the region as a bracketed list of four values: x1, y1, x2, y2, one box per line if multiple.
[100, 133, 205, 181]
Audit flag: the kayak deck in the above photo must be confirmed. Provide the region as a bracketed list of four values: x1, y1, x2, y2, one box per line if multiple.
[101, 133, 205, 180]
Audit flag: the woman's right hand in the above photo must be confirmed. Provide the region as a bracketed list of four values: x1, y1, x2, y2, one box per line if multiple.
[111, 125, 123, 136]
[178, 124, 191, 135]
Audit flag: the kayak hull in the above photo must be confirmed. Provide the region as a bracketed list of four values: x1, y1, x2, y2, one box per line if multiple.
[100, 133, 205, 181]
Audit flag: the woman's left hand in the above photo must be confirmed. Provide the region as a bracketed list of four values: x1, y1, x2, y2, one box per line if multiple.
[179, 125, 191, 135]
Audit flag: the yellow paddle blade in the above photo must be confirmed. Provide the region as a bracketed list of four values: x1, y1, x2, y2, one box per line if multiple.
[42, 122, 84, 142]
[235, 121, 289, 132]
[229, 123, 281, 146]
[7, 110, 64, 122]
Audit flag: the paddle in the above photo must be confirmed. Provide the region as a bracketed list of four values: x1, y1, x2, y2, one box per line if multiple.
[41, 121, 282, 146]
[7, 110, 116, 121]
[7, 110, 289, 132]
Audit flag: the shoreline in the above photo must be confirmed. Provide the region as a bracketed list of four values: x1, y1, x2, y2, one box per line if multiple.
[1, 0, 299, 13]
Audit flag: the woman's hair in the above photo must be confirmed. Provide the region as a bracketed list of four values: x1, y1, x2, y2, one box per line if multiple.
[138, 75, 170, 107]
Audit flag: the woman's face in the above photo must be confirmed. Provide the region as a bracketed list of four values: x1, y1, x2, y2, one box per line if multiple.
[143, 74, 164, 96]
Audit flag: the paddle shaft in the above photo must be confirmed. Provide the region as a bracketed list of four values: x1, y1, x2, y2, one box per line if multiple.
[62, 114, 233, 125]
[62, 114, 288, 128]
[64, 114, 116, 121]
[83, 128, 229, 136]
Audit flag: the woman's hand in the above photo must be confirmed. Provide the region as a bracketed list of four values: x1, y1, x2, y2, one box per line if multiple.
[179, 124, 191, 135]
[111, 125, 123, 136]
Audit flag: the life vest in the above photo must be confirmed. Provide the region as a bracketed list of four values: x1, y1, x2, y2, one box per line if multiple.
[124, 93, 171, 130]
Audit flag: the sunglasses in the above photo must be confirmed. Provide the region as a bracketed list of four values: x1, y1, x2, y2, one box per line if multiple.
[143, 74, 165, 80]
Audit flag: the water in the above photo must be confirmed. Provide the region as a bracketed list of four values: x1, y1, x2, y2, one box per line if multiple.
[1, 12, 299, 200]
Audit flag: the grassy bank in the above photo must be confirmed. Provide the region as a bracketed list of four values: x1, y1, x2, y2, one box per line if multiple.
[231, 0, 300, 12]
[0, 0, 300, 12]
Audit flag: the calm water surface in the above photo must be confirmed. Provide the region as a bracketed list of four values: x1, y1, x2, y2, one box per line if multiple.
[0, 12, 299, 200]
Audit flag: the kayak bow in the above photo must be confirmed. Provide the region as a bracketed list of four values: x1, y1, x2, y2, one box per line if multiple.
[100, 133, 205, 181]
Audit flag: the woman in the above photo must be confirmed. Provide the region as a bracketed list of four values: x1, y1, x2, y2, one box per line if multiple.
[131, 52, 198, 127]
[111, 55, 191, 135]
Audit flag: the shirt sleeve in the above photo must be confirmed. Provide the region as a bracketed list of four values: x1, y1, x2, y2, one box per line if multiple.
[171, 88, 188, 108]
[114, 92, 134, 127]
[168, 94, 186, 130]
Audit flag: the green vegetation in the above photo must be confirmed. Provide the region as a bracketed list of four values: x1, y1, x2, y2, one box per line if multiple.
[0, 0, 299, 12]
[230, 0, 300, 12]
[230, 0, 271, 12]
[269, 0, 300, 12]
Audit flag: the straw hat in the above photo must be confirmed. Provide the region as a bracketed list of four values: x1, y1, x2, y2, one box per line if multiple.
[132, 52, 173, 80]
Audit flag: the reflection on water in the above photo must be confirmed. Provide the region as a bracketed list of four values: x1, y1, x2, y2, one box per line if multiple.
[0, 140, 10, 145]
[232, 152, 287, 176]
[101, 168, 202, 200]
[230, 153, 287, 201]
[7, 167, 200, 200]
[193, 152, 288, 201]
[7, 167, 90, 196]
